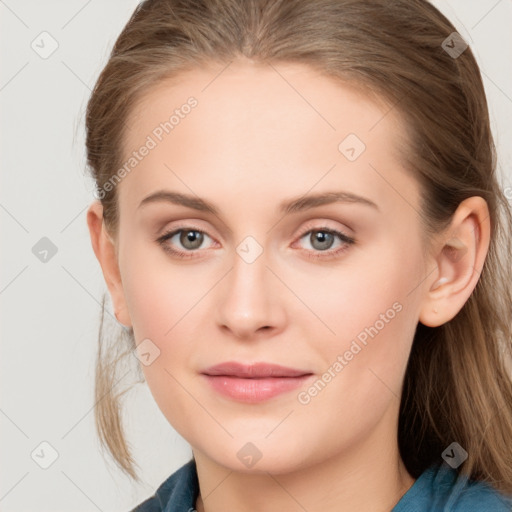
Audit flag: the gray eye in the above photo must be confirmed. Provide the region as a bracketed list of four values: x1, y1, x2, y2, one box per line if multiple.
[179, 230, 205, 250]
[307, 230, 335, 251]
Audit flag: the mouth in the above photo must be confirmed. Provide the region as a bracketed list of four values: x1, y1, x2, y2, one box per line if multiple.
[201, 361, 314, 402]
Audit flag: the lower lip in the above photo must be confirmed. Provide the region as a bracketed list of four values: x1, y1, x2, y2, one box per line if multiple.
[202, 374, 313, 403]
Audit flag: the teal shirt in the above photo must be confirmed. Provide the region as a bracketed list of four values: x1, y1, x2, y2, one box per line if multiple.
[131, 458, 512, 511]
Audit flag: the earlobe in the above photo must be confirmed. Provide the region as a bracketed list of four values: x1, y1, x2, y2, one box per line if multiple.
[418, 197, 490, 328]
[86, 201, 132, 328]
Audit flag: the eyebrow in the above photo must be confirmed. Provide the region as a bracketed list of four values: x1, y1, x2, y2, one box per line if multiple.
[138, 189, 379, 214]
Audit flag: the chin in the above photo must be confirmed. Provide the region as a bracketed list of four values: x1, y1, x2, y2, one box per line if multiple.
[199, 437, 315, 475]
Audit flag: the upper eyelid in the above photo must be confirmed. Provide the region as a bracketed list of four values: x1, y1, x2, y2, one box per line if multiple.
[158, 223, 353, 249]
[160, 219, 348, 234]
[297, 223, 351, 237]
[158, 217, 352, 238]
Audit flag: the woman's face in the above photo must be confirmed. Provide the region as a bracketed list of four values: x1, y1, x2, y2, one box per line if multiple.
[112, 60, 431, 473]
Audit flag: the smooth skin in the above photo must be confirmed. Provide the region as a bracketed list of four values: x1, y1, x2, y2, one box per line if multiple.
[87, 58, 490, 512]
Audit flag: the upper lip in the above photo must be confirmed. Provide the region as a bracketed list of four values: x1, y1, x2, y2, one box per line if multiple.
[202, 361, 312, 378]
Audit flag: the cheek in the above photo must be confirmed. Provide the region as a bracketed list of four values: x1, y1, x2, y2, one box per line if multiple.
[311, 244, 422, 384]
[120, 235, 199, 338]
[120, 243, 211, 381]
[120, 253, 201, 428]
[296, 252, 411, 343]
[296, 285, 417, 443]
[123, 269, 175, 340]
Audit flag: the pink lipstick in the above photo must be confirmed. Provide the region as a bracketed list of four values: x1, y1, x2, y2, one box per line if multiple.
[201, 361, 314, 403]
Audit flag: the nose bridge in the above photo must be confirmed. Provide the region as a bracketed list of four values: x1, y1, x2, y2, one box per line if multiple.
[215, 234, 281, 337]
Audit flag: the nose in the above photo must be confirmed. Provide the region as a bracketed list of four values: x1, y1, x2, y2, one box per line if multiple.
[215, 245, 286, 340]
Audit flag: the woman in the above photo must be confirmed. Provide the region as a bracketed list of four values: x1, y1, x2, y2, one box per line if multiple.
[85, 0, 512, 510]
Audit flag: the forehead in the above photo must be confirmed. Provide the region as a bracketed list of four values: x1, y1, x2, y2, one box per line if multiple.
[125, 59, 402, 148]
[119, 60, 418, 217]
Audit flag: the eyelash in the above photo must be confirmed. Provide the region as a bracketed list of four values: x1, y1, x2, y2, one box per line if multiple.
[155, 224, 356, 261]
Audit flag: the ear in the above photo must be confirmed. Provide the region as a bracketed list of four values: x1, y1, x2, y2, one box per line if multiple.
[86, 201, 132, 327]
[419, 196, 491, 327]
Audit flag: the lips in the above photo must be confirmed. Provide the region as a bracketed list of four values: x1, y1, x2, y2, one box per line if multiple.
[201, 361, 314, 403]
[202, 361, 311, 378]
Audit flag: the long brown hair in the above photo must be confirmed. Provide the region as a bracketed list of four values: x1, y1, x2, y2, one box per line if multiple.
[85, 0, 512, 491]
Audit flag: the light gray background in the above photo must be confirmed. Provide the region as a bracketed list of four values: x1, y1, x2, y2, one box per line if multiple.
[1, 1, 511, 511]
